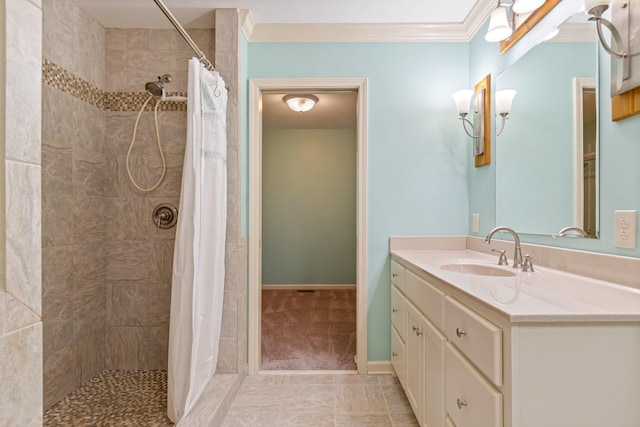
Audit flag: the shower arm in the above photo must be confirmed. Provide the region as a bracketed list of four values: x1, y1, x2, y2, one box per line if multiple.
[152, 0, 216, 72]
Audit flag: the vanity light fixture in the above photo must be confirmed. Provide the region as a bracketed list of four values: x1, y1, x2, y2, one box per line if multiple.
[584, 0, 636, 85]
[452, 89, 485, 155]
[512, 0, 546, 14]
[495, 90, 516, 136]
[485, 2, 514, 42]
[283, 94, 318, 112]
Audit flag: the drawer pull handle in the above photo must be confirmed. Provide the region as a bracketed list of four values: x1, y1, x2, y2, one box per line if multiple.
[392, 273, 399, 278]
[412, 325, 417, 332]
[456, 398, 467, 409]
[456, 328, 467, 338]
[392, 352, 398, 358]
[392, 307, 398, 313]
[416, 329, 423, 336]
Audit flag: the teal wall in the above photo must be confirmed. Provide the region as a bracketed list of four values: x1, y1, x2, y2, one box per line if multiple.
[248, 42, 470, 361]
[468, 11, 640, 258]
[262, 129, 357, 285]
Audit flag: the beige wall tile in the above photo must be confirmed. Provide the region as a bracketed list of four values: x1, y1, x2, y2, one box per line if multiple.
[72, 241, 106, 291]
[106, 241, 150, 283]
[148, 282, 171, 326]
[43, 346, 73, 410]
[149, 240, 174, 284]
[72, 284, 106, 340]
[0, 322, 43, 426]
[148, 326, 169, 370]
[106, 197, 146, 240]
[73, 149, 106, 197]
[42, 193, 74, 247]
[6, 162, 42, 315]
[42, 145, 73, 195]
[72, 196, 106, 243]
[106, 326, 148, 370]
[73, 330, 106, 388]
[43, 319, 73, 356]
[107, 283, 148, 326]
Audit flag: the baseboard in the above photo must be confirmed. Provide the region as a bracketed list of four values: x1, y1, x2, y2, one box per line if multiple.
[262, 284, 357, 290]
[367, 361, 394, 375]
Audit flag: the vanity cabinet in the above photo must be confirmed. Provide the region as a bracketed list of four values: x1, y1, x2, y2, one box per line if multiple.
[391, 254, 640, 427]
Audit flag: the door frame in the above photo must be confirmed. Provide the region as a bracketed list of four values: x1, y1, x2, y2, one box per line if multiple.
[248, 77, 368, 375]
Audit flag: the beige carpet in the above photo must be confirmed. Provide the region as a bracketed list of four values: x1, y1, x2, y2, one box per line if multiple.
[261, 289, 357, 371]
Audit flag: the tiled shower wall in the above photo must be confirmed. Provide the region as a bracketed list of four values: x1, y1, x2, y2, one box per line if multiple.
[42, 0, 107, 409]
[0, 0, 44, 425]
[42, 0, 246, 411]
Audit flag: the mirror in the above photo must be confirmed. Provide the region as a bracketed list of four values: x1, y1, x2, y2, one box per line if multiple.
[495, 16, 599, 237]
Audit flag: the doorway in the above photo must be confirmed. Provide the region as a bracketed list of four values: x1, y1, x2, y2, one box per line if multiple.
[248, 78, 368, 374]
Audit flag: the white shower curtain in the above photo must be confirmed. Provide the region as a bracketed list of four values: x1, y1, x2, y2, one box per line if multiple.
[167, 58, 228, 424]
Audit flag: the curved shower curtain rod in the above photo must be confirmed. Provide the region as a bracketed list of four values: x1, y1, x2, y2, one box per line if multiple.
[152, 0, 216, 72]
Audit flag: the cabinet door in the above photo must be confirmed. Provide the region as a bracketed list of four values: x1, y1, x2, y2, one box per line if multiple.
[391, 325, 405, 388]
[391, 285, 406, 340]
[424, 319, 446, 427]
[405, 301, 425, 426]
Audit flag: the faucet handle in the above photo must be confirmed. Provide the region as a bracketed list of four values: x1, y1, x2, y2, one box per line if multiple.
[522, 254, 534, 272]
[492, 249, 508, 266]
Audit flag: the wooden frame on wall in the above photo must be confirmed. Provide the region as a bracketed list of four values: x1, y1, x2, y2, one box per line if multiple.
[499, 0, 562, 55]
[474, 74, 491, 168]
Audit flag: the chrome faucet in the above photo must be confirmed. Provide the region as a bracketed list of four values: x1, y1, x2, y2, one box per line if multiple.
[558, 226, 589, 238]
[485, 226, 523, 269]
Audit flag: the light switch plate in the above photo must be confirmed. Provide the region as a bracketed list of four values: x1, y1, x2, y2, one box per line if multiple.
[472, 213, 480, 233]
[614, 210, 637, 249]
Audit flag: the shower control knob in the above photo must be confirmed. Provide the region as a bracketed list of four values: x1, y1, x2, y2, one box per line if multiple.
[153, 203, 178, 229]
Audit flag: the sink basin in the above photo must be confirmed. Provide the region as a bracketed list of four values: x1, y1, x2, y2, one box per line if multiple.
[440, 263, 516, 277]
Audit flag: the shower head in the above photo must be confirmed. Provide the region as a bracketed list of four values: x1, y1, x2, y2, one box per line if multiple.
[145, 74, 173, 97]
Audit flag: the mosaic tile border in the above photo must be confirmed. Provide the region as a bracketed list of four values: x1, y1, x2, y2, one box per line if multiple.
[42, 59, 188, 112]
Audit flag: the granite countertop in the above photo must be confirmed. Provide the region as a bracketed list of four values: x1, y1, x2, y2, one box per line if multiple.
[391, 248, 640, 323]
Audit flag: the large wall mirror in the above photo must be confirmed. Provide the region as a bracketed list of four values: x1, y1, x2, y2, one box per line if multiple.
[495, 12, 600, 238]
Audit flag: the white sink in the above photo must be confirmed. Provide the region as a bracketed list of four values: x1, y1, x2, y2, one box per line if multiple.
[440, 262, 517, 277]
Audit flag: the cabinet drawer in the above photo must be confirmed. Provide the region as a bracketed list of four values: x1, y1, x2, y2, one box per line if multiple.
[391, 326, 405, 388]
[391, 285, 406, 340]
[405, 270, 444, 331]
[445, 343, 502, 427]
[391, 261, 405, 291]
[445, 296, 502, 386]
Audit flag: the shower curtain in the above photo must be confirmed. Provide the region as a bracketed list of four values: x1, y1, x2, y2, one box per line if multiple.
[167, 58, 228, 423]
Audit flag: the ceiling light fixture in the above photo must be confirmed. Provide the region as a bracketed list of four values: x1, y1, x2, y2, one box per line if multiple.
[283, 94, 318, 112]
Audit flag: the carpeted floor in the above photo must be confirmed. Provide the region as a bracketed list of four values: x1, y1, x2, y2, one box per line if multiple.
[261, 288, 357, 371]
[43, 370, 173, 426]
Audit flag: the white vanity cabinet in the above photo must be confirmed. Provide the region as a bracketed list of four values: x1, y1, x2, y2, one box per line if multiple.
[391, 252, 640, 427]
[391, 263, 446, 427]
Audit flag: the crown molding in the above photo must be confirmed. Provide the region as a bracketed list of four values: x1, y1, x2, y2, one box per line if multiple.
[247, 22, 470, 43]
[243, 0, 496, 43]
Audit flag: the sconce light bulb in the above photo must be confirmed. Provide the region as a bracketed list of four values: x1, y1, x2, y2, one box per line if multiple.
[452, 90, 473, 115]
[496, 90, 517, 115]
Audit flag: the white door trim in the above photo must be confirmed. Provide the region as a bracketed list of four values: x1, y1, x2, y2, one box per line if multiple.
[248, 77, 368, 375]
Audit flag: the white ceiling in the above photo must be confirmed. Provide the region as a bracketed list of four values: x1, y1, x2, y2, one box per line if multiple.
[263, 92, 358, 130]
[75, 0, 481, 29]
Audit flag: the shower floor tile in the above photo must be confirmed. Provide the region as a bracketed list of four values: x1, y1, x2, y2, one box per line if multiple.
[43, 370, 173, 426]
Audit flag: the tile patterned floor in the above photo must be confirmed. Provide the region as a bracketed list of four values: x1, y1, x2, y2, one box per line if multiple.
[42, 371, 417, 426]
[43, 370, 174, 427]
[262, 289, 357, 371]
[222, 374, 419, 427]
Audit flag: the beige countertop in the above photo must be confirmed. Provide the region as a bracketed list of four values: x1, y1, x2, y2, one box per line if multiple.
[391, 246, 640, 323]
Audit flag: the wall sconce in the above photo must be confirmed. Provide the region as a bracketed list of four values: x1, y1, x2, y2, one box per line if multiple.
[283, 94, 318, 112]
[452, 89, 486, 156]
[495, 90, 516, 136]
[584, 0, 639, 95]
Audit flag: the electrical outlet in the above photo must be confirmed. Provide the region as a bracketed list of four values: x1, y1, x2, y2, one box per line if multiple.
[614, 210, 637, 249]
[472, 213, 480, 233]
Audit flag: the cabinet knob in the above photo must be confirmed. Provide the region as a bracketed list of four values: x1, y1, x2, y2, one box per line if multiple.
[392, 352, 398, 358]
[456, 328, 467, 338]
[412, 325, 417, 332]
[392, 307, 398, 313]
[456, 398, 468, 409]
[392, 273, 399, 278]
[416, 329, 423, 336]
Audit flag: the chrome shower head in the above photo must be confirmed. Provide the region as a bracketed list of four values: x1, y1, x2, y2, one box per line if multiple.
[145, 74, 173, 97]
